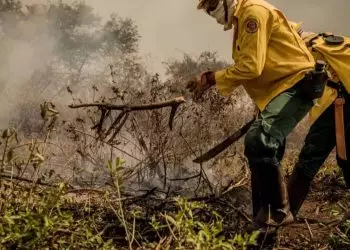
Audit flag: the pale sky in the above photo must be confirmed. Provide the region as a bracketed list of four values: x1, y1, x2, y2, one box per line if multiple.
[28, 0, 350, 76]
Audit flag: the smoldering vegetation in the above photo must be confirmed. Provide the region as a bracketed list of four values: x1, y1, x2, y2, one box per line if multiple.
[0, 0, 338, 206]
[0, 0, 260, 195]
[0, 1, 344, 249]
[0, 3, 258, 248]
[0, 0, 336, 196]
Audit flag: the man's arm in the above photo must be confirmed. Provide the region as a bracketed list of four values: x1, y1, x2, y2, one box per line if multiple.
[215, 5, 273, 96]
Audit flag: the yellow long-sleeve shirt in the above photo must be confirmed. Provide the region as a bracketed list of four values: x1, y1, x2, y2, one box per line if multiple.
[214, 0, 315, 110]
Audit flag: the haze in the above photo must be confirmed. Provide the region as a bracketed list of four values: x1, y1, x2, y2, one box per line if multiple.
[81, 0, 350, 76]
[20, 0, 350, 76]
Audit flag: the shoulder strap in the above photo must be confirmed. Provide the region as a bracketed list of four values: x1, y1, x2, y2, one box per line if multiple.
[307, 33, 344, 47]
[306, 34, 322, 47]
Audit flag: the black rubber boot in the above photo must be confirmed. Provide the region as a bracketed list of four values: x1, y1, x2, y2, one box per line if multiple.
[250, 140, 286, 220]
[249, 162, 294, 229]
[246, 163, 293, 248]
[338, 157, 350, 189]
[251, 170, 262, 218]
[287, 168, 313, 217]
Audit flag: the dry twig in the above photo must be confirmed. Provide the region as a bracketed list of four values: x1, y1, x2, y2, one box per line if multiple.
[304, 218, 314, 240]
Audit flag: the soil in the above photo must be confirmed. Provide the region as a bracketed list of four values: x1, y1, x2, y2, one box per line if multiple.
[268, 175, 350, 250]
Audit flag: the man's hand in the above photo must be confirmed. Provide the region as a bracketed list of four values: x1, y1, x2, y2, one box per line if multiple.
[186, 71, 216, 99]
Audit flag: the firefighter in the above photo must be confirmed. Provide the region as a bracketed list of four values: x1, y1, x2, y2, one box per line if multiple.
[186, 0, 326, 232]
[288, 22, 350, 217]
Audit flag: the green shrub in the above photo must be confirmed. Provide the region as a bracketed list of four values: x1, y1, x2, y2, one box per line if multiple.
[150, 197, 259, 250]
[329, 219, 350, 249]
[0, 183, 114, 249]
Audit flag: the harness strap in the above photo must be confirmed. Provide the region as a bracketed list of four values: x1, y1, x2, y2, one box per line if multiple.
[327, 81, 347, 160]
[306, 33, 344, 47]
[335, 96, 347, 160]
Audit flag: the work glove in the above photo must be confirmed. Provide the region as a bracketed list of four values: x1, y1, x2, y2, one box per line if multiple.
[186, 71, 216, 100]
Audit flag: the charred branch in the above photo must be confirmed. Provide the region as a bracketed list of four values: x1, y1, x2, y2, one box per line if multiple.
[69, 96, 185, 140]
[69, 96, 185, 112]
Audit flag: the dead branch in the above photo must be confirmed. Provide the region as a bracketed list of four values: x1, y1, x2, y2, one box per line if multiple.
[1, 174, 58, 187]
[69, 96, 185, 137]
[65, 188, 106, 195]
[169, 104, 180, 130]
[69, 96, 185, 111]
[108, 112, 129, 143]
[199, 163, 214, 194]
[168, 173, 201, 182]
[104, 110, 128, 139]
[221, 164, 250, 196]
[91, 109, 111, 135]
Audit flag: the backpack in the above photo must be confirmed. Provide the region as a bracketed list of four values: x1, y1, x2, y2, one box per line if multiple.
[303, 33, 350, 93]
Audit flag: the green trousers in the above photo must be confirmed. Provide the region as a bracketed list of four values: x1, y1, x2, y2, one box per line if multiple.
[295, 87, 350, 186]
[244, 80, 314, 219]
[244, 82, 313, 167]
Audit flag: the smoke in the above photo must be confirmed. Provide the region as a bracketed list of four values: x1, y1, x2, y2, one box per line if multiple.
[83, 0, 350, 77]
[0, 1, 107, 126]
[0, 4, 55, 124]
[1, 0, 342, 191]
[1, 0, 348, 122]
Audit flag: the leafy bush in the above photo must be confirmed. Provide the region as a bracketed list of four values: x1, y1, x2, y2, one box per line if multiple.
[150, 198, 259, 250]
[0, 183, 114, 249]
[0, 155, 258, 250]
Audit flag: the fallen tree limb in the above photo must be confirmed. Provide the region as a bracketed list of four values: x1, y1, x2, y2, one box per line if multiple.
[69, 96, 185, 133]
[69, 96, 185, 111]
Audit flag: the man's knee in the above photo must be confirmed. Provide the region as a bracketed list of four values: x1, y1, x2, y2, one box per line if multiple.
[244, 123, 280, 165]
[244, 125, 261, 159]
